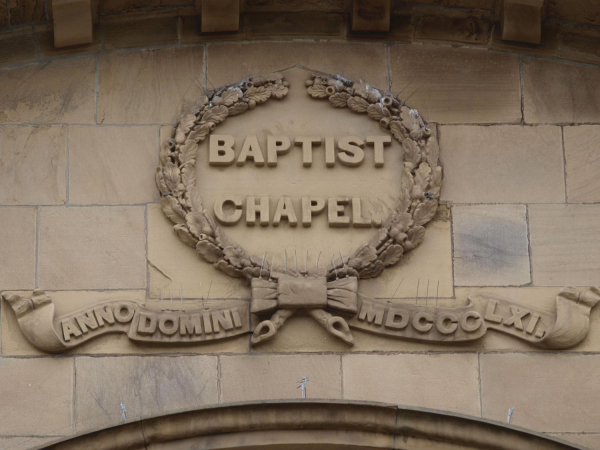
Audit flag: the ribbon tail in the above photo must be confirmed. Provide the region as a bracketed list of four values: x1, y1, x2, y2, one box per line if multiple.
[252, 309, 296, 345]
[540, 286, 600, 349]
[3, 290, 67, 353]
[307, 309, 354, 345]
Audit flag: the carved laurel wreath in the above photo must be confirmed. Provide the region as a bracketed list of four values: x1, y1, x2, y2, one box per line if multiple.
[156, 71, 442, 283]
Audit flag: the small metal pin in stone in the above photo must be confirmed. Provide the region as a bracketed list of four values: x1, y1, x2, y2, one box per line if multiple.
[507, 407, 515, 425]
[120, 402, 127, 422]
[297, 377, 309, 399]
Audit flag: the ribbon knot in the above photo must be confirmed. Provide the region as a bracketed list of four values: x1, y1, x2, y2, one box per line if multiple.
[250, 276, 359, 345]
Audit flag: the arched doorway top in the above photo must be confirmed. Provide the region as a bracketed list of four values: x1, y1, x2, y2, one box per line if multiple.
[40, 400, 581, 450]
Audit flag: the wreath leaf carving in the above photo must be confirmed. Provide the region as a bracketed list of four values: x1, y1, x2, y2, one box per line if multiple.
[157, 71, 442, 283]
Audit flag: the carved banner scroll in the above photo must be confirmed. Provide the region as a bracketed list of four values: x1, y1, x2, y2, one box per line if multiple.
[3, 290, 250, 353]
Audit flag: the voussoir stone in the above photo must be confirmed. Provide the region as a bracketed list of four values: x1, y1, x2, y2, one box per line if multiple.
[75, 356, 218, 433]
[529, 204, 600, 286]
[97, 46, 204, 124]
[38, 206, 146, 289]
[0, 357, 73, 435]
[220, 354, 342, 402]
[453, 205, 530, 287]
[0, 126, 67, 205]
[0, 207, 36, 290]
[69, 126, 159, 205]
[440, 125, 565, 203]
[0, 55, 96, 124]
[564, 125, 600, 203]
[207, 42, 388, 89]
[523, 57, 600, 124]
[390, 44, 521, 124]
[481, 354, 600, 432]
[343, 353, 480, 416]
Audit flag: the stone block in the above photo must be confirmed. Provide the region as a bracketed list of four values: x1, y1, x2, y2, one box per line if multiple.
[501, 0, 543, 44]
[53, 0, 93, 48]
[440, 125, 565, 203]
[453, 205, 530, 287]
[0, 0, 7, 26]
[101, 11, 178, 50]
[0, 56, 96, 124]
[481, 354, 600, 432]
[529, 204, 600, 286]
[97, 47, 204, 124]
[390, 44, 521, 124]
[148, 203, 249, 299]
[559, 26, 600, 66]
[490, 22, 559, 57]
[220, 354, 342, 402]
[245, 0, 346, 11]
[394, 0, 495, 8]
[1, 290, 250, 356]
[0, 126, 67, 205]
[547, 0, 600, 26]
[564, 126, 600, 203]
[202, 0, 239, 32]
[246, 11, 343, 37]
[523, 57, 600, 124]
[75, 355, 218, 432]
[352, 0, 391, 32]
[37, 24, 102, 58]
[38, 206, 146, 289]
[0, 28, 37, 66]
[8, 0, 45, 25]
[348, 14, 413, 42]
[99, 0, 158, 13]
[207, 42, 388, 89]
[416, 14, 491, 44]
[343, 354, 480, 416]
[0, 207, 36, 290]
[69, 126, 159, 205]
[0, 357, 73, 435]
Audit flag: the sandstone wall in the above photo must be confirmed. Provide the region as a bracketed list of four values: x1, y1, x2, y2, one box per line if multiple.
[1, 22, 600, 450]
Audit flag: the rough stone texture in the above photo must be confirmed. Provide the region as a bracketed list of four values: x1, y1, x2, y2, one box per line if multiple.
[0, 0, 7, 26]
[0, 56, 96, 124]
[0, 28, 37, 66]
[529, 204, 600, 286]
[148, 203, 249, 299]
[348, 13, 413, 41]
[481, 354, 600, 432]
[69, 126, 159, 205]
[343, 354, 480, 416]
[490, 22, 560, 56]
[99, 0, 159, 13]
[246, 12, 343, 37]
[245, 0, 346, 11]
[101, 11, 178, 50]
[75, 356, 218, 432]
[202, 0, 239, 33]
[394, 0, 495, 9]
[0, 358, 73, 435]
[97, 46, 204, 124]
[36, 24, 102, 58]
[390, 44, 521, 124]
[564, 126, 600, 203]
[1, 291, 250, 355]
[453, 205, 530, 286]
[523, 57, 600, 124]
[501, 0, 543, 44]
[559, 26, 600, 66]
[0, 207, 36, 290]
[415, 14, 491, 44]
[8, 0, 45, 25]
[0, 126, 67, 205]
[207, 42, 388, 89]
[440, 125, 565, 203]
[38, 206, 146, 289]
[547, 0, 600, 26]
[352, 0, 391, 32]
[220, 354, 342, 402]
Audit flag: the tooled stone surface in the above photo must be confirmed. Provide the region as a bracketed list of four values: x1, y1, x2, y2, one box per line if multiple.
[156, 71, 442, 283]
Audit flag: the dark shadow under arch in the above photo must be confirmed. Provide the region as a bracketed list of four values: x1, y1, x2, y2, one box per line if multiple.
[40, 400, 581, 450]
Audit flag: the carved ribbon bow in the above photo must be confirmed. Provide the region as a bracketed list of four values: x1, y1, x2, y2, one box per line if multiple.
[251, 276, 359, 345]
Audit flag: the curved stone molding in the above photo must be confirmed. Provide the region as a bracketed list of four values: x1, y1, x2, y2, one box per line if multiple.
[2, 286, 598, 352]
[39, 400, 581, 450]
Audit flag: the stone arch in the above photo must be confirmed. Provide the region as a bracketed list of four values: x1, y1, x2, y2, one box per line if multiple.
[41, 400, 579, 450]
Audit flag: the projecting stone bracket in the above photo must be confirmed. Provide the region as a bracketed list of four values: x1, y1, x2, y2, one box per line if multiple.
[501, 0, 544, 45]
[52, 0, 93, 48]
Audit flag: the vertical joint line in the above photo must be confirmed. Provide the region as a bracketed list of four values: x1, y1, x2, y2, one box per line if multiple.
[519, 54, 525, 125]
[65, 125, 70, 205]
[385, 44, 392, 92]
[478, 353, 483, 418]
[72, 358, 77, 433]
[35, 206, 40, 287]
[204, 44, 209, 94]
[525, 204, 534, 285]
[560, 126, 568, 203]
[32, 25, 42, 60]
[216, 356, 222, 403]
[144, 205, 149, 298]
[94, 54, 100, 125]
